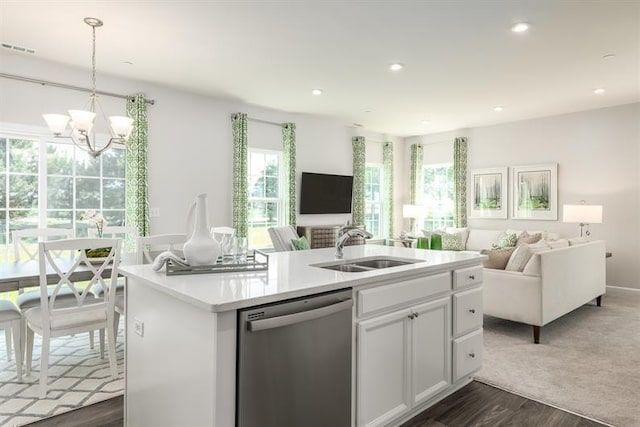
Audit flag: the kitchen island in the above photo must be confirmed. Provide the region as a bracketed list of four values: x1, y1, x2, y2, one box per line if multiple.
[119, 244, 486, 427]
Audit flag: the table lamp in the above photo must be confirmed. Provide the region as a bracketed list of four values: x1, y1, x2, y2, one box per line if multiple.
[563, 202, 603, 237]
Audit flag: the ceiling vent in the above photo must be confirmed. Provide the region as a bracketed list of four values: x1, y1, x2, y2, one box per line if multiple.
[1, 43, 36, 54]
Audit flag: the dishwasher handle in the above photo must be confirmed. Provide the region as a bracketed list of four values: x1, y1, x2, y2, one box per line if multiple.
[247, 298, 353, 332]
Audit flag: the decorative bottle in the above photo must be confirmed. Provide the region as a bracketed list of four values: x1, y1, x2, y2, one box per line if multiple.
[183, 194, 221, 266]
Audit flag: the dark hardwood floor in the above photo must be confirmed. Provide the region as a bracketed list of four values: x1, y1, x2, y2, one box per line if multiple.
[26, 381, 604, 427]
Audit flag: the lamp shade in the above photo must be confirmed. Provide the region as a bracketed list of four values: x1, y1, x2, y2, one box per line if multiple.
[562, 204, 603, 224]
[402, 204, 422, 219]
[42, 114, 70, 135]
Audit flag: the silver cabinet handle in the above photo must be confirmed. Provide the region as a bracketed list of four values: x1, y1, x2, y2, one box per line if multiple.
[247, 299, 353, 332]
[414, 312, 419, 318]
[408, 313, 415, 320]
[469, 309, 476, 314]
[469, 352, 476, 358]
[469, 275, 475, 280]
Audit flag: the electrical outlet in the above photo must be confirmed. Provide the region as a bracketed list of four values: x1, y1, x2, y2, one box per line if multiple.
[150, 207, 160, 217]
[134, 318, 144, 337]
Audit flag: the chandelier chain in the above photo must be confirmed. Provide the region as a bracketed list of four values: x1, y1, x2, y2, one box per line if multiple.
[91, 24, 97, 97]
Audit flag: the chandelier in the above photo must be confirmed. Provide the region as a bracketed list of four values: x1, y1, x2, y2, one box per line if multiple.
[43, 17, 133, 158]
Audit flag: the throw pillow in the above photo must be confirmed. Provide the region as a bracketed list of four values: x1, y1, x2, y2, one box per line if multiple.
[505, 241, 549, 272]
[480, 248, 515, 270]
[522, 254, 542, 276]
[290, 236, 310, 250]
[492, 232, 518, 249]
[441, 232, 465, 251]
[516, 231, 542, 246]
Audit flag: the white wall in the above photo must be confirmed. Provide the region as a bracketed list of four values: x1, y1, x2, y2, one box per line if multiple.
[0, 52, 397, 237]
[405, 103, 640, 289]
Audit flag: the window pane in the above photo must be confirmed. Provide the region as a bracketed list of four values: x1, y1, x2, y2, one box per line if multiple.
[9, 209, 38, 232]
[0, 138, 6, 172]
[248, 201, 279, 248]
[0, 175, 5, 208]
[250, 176, 265, 198]
[103, 179, 125, 209]
[75, 177, 100, 209]
[423, 164, 454, 231]
[46, 210, 73, 229]
[102, 210, 125, 227]
[103, 148, 125, 178]
[47, 176, 73, 209]
[265, 177, 278, 198]
[76, 154, 100, 177]
[9, 175, 38, 209]
[0, 211, 5, 245]
[47, 143, 74, 175]
[9, 139, 38, 174]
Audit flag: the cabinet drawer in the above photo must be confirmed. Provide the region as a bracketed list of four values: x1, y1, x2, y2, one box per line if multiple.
[453, 329, 483, 381]
[357, 272, 451, 317]
[453, 266, 483, 290]
[453, 287, 483, 337]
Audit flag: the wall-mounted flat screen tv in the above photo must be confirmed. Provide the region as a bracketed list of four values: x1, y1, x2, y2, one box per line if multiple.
[299, 172, 353, 214]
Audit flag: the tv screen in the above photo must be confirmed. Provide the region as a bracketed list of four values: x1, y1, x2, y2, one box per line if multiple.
[300, 172, 353, 214]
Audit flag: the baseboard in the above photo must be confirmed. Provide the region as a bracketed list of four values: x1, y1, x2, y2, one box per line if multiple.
[606, 285, 640, 292]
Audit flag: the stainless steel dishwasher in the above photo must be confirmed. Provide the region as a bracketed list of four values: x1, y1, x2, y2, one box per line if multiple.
[237, 288, 353, 427]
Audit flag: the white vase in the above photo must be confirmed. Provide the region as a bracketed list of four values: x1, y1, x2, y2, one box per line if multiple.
[183, 194, 221, 266]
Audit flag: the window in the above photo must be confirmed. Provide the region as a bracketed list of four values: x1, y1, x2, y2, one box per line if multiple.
[0, 134, 126, 261]
[247, 149, 284, 248]
[422, 164, 454, 231]
[365, 164, 383, 237]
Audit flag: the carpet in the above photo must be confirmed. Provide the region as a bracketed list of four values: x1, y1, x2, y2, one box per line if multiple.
[475, 286, 640, 427]
[0, 325, 124, 427]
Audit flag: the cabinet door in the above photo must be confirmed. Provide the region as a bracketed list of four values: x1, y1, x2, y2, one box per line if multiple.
[357, 309, 411, 427]
[410, 297, 451, 406]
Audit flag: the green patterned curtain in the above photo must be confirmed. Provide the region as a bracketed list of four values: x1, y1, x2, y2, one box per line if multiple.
[409, 143, 423, 232]
[232, 113, 248, 238]
[282, 123, 297, 227]
[125, 93, 149, 240]
[382, 141, 394, 238]
[351, 136, 366, 226]
[454, 137, 468, 227]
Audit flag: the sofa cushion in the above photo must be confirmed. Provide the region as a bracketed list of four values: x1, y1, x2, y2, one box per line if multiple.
[492, 232, 518, 249]
[441, 231, 466, 251]
[480, 247, 515, 270]
[522, 254, 542, 276]
[516, 231, 542, 246]
[505, 241, 549, 272]
[466, 229, 503, 251]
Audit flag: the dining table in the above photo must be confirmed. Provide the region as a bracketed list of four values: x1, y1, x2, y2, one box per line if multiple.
[0, 253, 137, 294]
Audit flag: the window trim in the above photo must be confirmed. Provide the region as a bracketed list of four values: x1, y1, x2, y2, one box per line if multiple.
[364, 162, 384, 238]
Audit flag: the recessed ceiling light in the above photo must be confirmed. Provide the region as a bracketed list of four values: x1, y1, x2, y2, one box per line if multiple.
[352, 122, 363, 127]
[511, 22, 530, 33]
[493, 106, 504, 112]
[364, 110, 372, 113]
[123, 61, 133, 65]
[389, 63, 404, 71]
[420, 120, 430, 125]
[593, 88, 606, 95]
[311, 89, 323, 96]
[602, 53, 616, 59]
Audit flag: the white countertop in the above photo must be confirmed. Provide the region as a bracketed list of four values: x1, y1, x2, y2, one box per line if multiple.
[118, 245, 486, 313]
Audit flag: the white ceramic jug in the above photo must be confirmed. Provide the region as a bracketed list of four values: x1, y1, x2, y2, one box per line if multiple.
[183, 194, 221, 266]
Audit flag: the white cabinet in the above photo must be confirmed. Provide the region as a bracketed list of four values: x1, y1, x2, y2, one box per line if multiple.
[356, 297, 450, 427]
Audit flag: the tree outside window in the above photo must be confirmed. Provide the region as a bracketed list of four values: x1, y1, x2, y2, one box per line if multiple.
[365, 164, 383, 237]
[422, 164, 455, 231]
[248, 149, 284, 248]
[0, 135, 126, 261]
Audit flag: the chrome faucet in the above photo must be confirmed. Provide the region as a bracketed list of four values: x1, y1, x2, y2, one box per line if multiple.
[335, 228, 373, 258]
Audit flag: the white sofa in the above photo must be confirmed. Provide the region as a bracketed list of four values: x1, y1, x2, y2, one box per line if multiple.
[440, 228, 606, 343]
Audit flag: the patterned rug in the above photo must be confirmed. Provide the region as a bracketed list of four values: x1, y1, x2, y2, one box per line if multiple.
[0, 324, 124, 427]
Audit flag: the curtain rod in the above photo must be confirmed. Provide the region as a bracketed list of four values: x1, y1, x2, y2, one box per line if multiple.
[248, 117, 284, 127]
[0, 72, 155, 105]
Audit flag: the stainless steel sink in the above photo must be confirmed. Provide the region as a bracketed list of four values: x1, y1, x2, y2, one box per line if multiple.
[311, 256, 424, 273]
[321, 264, 372, 273]
[352, 259, 412, 269]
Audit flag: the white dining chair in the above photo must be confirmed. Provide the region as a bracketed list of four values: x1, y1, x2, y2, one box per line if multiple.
[90, 226, 139, 296]
[24, 238, 121, 398]
[136, 233, 187, 264]
[211, 226, 235, 243]
[12, 228, 97, 357]
[0, 299, 23, 381]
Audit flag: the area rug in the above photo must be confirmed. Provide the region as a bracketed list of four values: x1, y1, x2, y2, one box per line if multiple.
[475, 286, 640, 427]
[0, 325, 124, 427]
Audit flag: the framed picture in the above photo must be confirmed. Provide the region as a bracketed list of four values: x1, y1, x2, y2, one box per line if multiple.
[469, 167, 508, 219]
[511, 163, 558, 220]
